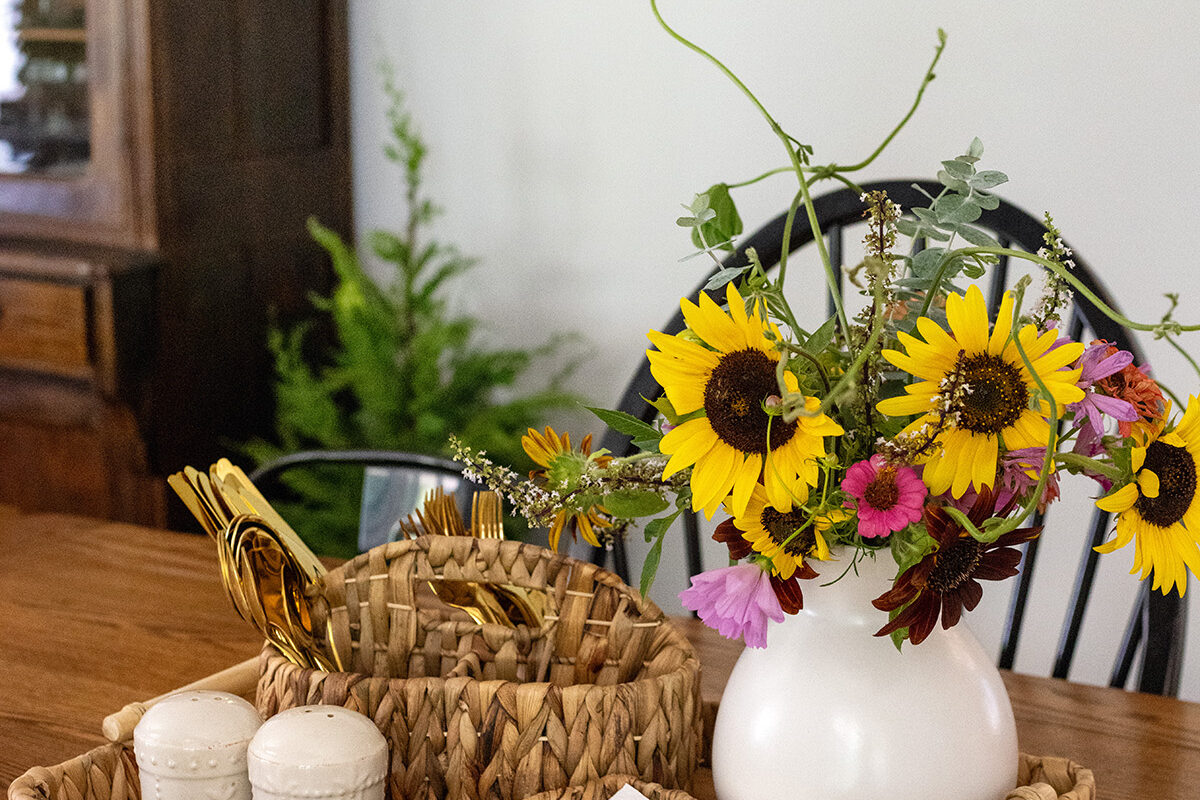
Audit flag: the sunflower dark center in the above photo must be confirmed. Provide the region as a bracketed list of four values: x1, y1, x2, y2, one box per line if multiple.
[704, 348, 796, 454]
[1134, 440, 1196, 527]
[953, 353, 1029, 435]
[926, 537, 983, 593]
[759, 506, 814, 556]
[863, 467, 900, 510]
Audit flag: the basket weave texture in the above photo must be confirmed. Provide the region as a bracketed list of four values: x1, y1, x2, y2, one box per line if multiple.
[6, 745, 1096, 800]
[254, 535, 703, 800]
[520, 774, 696, 800]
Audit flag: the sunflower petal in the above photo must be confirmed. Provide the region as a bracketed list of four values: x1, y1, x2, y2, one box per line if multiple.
[946, 285, 989, 353]
[1096, 483, 1139, 514]
[988, 292, 1015, 354]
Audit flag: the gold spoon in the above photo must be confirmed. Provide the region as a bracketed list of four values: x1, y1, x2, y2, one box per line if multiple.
[226, 515, 340, 671]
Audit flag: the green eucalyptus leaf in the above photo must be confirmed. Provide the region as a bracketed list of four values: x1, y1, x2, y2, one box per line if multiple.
[940, 159, 975, 179]
[910, 247, 947, 279]
[604, 489, 669, 518]
[967, 137, 985, 160]
[705, 265, 750, 291]
[937, 172, 970, 194]
[975, 193, 1000, 211]
[956, 223, 1000, 248]
[895, 217, 921, 238]
[971, 170, 1009, 189]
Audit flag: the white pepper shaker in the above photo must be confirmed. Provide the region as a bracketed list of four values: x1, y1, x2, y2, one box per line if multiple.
[248, 705, 388, 800]
[133, 690, 263, 800]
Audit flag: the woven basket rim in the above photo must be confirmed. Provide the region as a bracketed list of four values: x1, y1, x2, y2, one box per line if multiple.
[7, 744, 1096, 800]
[276, 533, 700, 686]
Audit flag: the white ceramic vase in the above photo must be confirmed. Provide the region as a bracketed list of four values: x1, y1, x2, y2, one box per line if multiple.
[710, 550, 1017, 800]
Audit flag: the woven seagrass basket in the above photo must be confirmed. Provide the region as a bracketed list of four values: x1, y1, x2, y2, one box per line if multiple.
[6, 745, 1095, 800]
[254, 534, 703, 800]
[520, 774, 697, 800]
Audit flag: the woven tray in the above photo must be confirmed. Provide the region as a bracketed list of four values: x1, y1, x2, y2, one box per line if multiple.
[520, 774, 697, 800]
[255, 535, 703, 800]
[7, 744, 1095, 800]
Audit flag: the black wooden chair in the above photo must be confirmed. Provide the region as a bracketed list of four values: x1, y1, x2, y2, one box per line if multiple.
[593, 179, 1187, 696]
[249, 449, 472, 554]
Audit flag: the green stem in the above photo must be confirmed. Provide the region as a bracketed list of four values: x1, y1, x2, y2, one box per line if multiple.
[1055, 452, 1123, 481]
[649, 0, 850, 334]
[1166, 333, 1200, 383]
[784, 280, 888, 420]
[958, 246, 1200, 333]
[727, 165, 793, 189]
[835, 29, 947, 173]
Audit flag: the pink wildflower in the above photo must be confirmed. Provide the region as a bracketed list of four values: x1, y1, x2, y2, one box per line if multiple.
[998, 447, 1061, 512]
[841, 454, 927, 538]
[1068, 340, 1138, 435]
[680, 562, 783, 648]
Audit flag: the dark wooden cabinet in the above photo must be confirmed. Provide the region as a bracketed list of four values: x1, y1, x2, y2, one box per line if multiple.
[0, 1, 351, 524]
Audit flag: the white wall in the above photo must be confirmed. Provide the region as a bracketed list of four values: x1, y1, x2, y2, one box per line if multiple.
[348, 1, 1200, 700]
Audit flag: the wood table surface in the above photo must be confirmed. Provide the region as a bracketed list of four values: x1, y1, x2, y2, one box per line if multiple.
[2, 510, 1199, 798]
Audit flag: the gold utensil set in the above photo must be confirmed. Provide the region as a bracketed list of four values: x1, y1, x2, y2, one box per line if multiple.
[169, 460, 542, 672]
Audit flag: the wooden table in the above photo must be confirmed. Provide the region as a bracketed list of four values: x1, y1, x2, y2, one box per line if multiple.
[3, 511, 1199, 798]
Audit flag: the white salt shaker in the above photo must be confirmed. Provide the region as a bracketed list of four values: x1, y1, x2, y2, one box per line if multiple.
[248, 705, 388, 800]
[133, 690, 263, 800]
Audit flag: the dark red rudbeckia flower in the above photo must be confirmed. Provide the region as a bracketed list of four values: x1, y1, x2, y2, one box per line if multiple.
[872, 489, 1040, 645]
[713, 517, 816, 614]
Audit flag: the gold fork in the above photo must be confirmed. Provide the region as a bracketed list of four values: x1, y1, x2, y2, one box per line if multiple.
[407, 490, 512, 626]
[469, 491, 546, 627]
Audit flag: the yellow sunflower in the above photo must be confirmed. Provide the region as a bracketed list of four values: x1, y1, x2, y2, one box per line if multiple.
[727, 484, 845, 578]
[1095, 396, 1200, 595]
[647, 282, 843, 519]
[877, 284, 1085, 497]
[521, 426, 611, 550]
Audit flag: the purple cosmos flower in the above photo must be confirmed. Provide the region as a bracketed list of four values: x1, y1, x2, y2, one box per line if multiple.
[1069, 340, 1138, 435]
[680, 562, 783, 648]
[997, 447, 1061, 512]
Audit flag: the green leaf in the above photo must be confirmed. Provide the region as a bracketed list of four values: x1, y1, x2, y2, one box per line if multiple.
[910, 247, 947, 279]
[802, 315, 838, 354]
[587, 406, 661, 443]
[967, 136, 985, 160]
[936, 195, 982, 225]
[640, 534, 666, 597]
[937, 172, 970, 194]
[975, 193, 1000, 211]
[895, 217, 920, 238]
[956, 223, 999, 248]
[639, 510, 680, 596]
[940, 159, 975, 180]
[962, 261, 986, 279]
[647, 394, 698, 427]
[603, 489, 669, 518]
[971, 170, 1008, 190]
[690, 183, 743, 253]
[705, 265, 750, 291]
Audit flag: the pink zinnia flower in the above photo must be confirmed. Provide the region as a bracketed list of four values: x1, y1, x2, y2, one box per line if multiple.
[679, 563, 783, 648]
[841, 454, 927, 538]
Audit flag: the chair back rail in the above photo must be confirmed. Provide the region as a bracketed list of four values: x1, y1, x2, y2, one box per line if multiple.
[595, 179, 1186, 695]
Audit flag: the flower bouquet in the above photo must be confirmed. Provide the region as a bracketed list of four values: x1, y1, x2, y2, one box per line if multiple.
[453, 3, 1200, 658]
